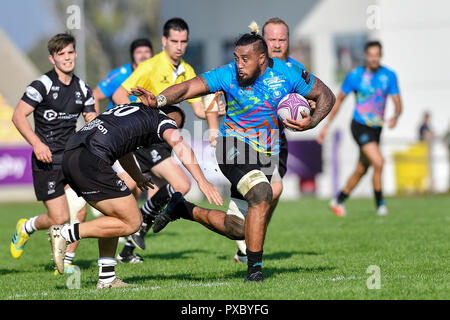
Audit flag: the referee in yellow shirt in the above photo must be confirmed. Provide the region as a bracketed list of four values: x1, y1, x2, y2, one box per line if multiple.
[112, 18, 208, 263]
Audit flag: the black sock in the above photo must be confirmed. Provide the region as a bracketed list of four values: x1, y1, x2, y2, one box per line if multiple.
[374, 190, 384, 207]
[179, 200, 195, 221]
[246, 249, 263, 275]
[144, 184, 175, 212]
[120, 240, 135, 256]
[337, 191, 349, 204]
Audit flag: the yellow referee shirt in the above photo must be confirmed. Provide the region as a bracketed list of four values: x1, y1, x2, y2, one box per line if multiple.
[121, 51, 201, 104]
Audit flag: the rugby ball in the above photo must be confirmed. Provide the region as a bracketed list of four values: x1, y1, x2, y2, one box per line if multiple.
[277, 93, 311, 131]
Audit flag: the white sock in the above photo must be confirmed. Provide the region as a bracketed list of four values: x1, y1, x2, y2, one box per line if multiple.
[98, 257, 117, 284]
[22, 216, 38, 235]
[60, 224, 81, 243]
[64, 252, 76, 266]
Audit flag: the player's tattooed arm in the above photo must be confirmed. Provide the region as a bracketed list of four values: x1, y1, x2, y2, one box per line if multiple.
[303, 76, 336, 129]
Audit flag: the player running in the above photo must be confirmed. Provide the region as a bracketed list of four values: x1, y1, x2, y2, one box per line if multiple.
[133, 22, 335, 282]
[317, 41, 402, 217]
[48, 102, 222, 288]
[10, 33, 96, 272]
[221, 17, 316, 263]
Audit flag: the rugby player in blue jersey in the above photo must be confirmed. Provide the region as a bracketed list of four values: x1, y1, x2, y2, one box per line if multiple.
[132, 22, 335, 282]
[317, 41, 403, 217]
[93, 38, 153, 112]
[231, 17, 317, 263]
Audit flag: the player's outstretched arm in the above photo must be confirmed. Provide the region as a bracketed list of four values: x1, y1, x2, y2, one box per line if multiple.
[162, 128, 223, 206]
[12, 100, 52, 163]
[118, 153, 154, 191]
[131, 75, 210, 108]
[284, 76, 336, 132]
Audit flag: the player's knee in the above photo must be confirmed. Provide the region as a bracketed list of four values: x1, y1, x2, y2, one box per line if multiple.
[244, 182, 273, 208]
[126, 211, 143, 235]
[356, 165, 368, 176]
[224, 214, 245, 240]
[173, 179, 191, 195]
[237, 170, 272, 207]
[373, 157, 384, 170]
[271, 181, 283, 200]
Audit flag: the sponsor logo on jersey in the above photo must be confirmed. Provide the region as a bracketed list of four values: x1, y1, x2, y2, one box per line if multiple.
[43, 109, 58, 121]
[80, 118, 108, 134]
[51, 86, 60, 91]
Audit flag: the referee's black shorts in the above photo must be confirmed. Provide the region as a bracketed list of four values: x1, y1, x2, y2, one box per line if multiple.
[62, 145, 131, 202]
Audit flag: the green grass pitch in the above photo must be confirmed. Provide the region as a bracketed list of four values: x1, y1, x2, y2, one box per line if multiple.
[0, 195, 449, 300]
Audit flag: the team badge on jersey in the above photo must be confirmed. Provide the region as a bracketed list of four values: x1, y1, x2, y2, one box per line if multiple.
[48, 181, 56, 195]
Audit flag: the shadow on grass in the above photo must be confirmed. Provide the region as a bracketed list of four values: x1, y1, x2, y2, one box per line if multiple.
[41, 259, 98, 272]
[141, 249, 209, 261]
[118, 264, 335, 285]
[217, 250, 320, 261]
[0, 269, 21, 275]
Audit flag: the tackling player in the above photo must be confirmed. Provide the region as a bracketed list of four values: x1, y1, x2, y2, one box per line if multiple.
[317, 41, 402, 216]
[134, 22, 335, 282]
[112, 18, 215, 263]
[48, 103, 222, 288]
[10, 33, 96, 272]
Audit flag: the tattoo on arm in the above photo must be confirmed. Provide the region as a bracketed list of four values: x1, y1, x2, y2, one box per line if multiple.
[305, 76, 336, 128]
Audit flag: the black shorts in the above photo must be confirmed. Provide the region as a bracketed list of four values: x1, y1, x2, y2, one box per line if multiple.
[32, 169, 66, 201]
[62, 146, 131, 202]
[134, 143, 172, 174]
[351, 120, 382, 147]
[215, 136, 277, 200]
[278, 132, 288, 178]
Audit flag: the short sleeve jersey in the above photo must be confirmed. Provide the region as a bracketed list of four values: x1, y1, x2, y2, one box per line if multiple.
[341, 65, 399, 127]
[201, 58, 314, 155]
[65, 103, 178, 165]
[97, 63, 137, 110]
[21, 69, 95, 168]
[121, 51, 201, 104]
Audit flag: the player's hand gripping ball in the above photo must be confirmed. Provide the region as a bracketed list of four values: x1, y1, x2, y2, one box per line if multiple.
[276, 93, 311, 131]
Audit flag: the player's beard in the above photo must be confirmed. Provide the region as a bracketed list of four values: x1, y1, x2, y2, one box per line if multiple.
[236, 65, 261, 88]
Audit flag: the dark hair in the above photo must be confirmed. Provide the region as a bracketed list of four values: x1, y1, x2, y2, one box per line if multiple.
[129, 38, 153, 61]
[47, 33, 76, 55]
[163, 18, 189, 38]
[234, 32, 269, 57]
[365, 40, 382, 52]
[262, 17, 289, 37]
[160, 105, 186, 128]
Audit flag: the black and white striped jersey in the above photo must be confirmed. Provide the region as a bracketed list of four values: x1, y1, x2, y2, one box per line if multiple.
[21, 69, 95, 167]
[65, 103, 178, 165]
